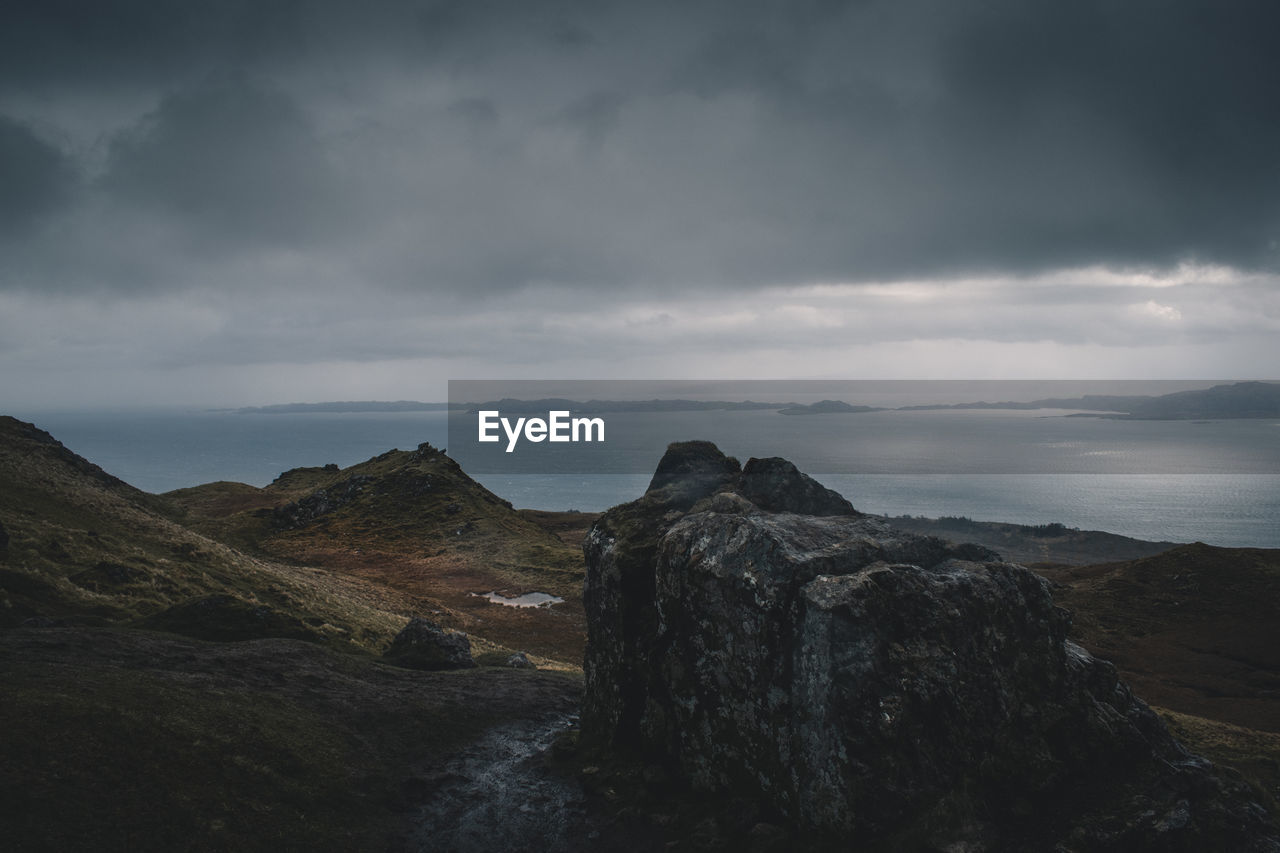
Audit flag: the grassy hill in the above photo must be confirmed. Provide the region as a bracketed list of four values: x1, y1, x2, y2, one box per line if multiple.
[0, 416, 414, 652]
[1038, 543, 1280, 808]
[1039, 543, 1280, 731]
[166, 442, 588, 663]
[0, 414, 587, 850]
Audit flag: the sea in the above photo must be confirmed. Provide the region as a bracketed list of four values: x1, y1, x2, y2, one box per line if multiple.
[13, 408, 1280, 549]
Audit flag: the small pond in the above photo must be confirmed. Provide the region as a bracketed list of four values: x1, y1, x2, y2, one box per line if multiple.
[474, 591, 565, 608]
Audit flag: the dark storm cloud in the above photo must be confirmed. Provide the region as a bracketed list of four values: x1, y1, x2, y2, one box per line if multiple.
[0, 115, 76, 236]
[0, 2, 285, 91]
[2, 0, 1279, 296]
[931, 0, 1280, 272]
[101, 78, 339, 246]
[0, 0, 595, 92]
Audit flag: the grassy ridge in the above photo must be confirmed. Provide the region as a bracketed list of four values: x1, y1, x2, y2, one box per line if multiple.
[1, 415, 588, 664]
[167, 442, 590, 664]
[0, 417, 413, 652]
[0, 415, 587, 849]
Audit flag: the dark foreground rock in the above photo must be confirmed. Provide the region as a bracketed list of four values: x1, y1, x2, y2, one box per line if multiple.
[581, 442, 1280, 850]
[385, 616, 477, 670]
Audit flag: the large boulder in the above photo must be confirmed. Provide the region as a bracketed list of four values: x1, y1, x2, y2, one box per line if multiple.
[581, 442, 1279, 850]
[384, 617, 476, 671]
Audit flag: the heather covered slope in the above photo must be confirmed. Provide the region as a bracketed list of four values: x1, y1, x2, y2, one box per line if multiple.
[0, 416, 411, 651]
[0, 411, 587, 665]
[166, 442, 589, 664]
[0, 416, 588, 851]
[1036, 543, 1280, 810]
[1039, 544, 1280, 733]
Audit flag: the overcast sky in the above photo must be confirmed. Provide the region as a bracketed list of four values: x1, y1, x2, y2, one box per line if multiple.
[2, 0, 1278, 409]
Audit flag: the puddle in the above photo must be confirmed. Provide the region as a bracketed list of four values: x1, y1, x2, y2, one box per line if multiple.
[475, 591, 565, 608]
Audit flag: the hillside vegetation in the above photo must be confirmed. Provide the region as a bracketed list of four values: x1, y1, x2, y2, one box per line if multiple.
[166, 441, 588, 663]
[0, 416, 410, 652]
[1038, 543, 1280, 808]
[2, 415, 1277, 847]
[0, 414, 587, 850]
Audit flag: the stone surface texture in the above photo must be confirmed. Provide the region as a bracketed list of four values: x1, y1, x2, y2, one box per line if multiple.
[581, 441, 1280, 850]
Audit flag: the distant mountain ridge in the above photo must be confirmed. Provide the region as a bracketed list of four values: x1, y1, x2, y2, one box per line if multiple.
[778, 399, 884, 415]
[239, 380, 1280, 419]
[1108, 380, 1280, 419]
[897, 381, 1280, 418]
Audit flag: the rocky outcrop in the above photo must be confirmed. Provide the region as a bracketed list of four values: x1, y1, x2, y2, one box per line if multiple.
[384, 617, 476, 671]
[273, 474, 372, 529]
[506, 651, 536, 670]
[581, 442, 1279, 850]
[738, 456, 858, 516]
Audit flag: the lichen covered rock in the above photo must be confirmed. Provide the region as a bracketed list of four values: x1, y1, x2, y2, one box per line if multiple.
[581, 442, 1280, 850]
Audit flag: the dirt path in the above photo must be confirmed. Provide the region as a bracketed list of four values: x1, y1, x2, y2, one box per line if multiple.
[411, 712, 600, 852]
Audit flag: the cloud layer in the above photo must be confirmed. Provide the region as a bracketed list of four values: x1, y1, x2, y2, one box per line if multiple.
[2, 1, 1278, 405]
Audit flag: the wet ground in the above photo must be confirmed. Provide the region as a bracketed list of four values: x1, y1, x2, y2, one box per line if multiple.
[411, 713, 600, 852]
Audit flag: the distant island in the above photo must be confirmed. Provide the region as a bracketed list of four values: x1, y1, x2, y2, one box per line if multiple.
[234, 401, 465, 414]
[778, 399, 885, 415]
[902, 381, 1280, 419]
[463, 398, 796, 414]
[898, 395, 1153, 413]
[236, 399, 798, 415]
[234, 381, 1280, 420]
[1067, 381, 1280, 420]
